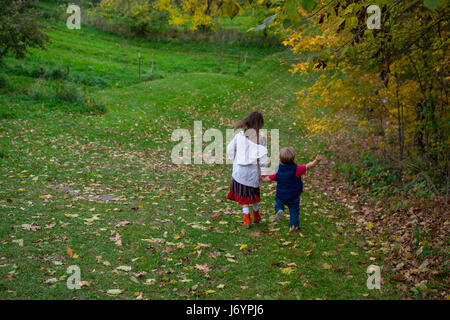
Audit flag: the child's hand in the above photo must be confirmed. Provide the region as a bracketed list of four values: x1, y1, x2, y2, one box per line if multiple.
[260, 175, 269, 182]
[306, 155, 323, 169]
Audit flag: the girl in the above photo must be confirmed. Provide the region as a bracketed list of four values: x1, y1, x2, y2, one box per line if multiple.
[226, 111, 269, 227]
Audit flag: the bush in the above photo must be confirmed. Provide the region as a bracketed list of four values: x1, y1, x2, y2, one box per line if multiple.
[70, 73, 108, 88]
[26, 80, 106, 115]
[93, 0, 169, 36]
[30, 66, 47, 78]
[55, 82, 83, 104]
[47, 66, 67, 80]
[0, 0, 48, 60]
[142, 72, 163, 81]
[72, 99, 107, 115]
[27, 79, 53, 100]
[0, 75, 7, 88]
[54, 82, 107, 115]
[336, 151, 402, 197]
[0, 109, 16, 120]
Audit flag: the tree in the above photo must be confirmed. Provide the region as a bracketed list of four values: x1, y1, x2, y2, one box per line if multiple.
[0, 0, 48, 60]
[97, 0, 169, 34]
[279, 0, 449, 176]
[155, 0, 244, 30]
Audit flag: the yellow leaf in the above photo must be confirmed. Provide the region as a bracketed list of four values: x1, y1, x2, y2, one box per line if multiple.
[366, 222, 374, 230]
[323, 263, 332, 270]
[205, 289, 216, 294]
[278, 281, 290, 286]
[239, 244, 247, 250]
[281, 267, 293, 275]
[66, 247, 79, 259]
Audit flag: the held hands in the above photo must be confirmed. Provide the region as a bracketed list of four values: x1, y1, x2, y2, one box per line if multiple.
[260, 175, 270, 182]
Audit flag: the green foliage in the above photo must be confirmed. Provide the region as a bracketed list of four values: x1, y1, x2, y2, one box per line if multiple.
[47, 66, 68, 80]
[0, 109, 15, 120]
[0, 74, 7, 88]
[26, 79, 52, 101]
[300, 0, 318, 11]
[70, 73, 109, 88]
[423, 0, 442, 10]
[95, 0, 169, 35]
[280, 0, 449, 189]
[336, 152, 402, 196]
[54, 82, 84, 104]
[141, 72, 164, 81]
[0, 0, 49, 60]
[7, 62, 68, 81]
[25, 79, 106, 115]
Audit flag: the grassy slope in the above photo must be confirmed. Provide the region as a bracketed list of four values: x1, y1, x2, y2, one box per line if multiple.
[0, 21, 399, 299]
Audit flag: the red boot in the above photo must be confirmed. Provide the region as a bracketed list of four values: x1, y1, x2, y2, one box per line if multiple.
[242, 213, 251, 227]
[252, 210, 261, 224]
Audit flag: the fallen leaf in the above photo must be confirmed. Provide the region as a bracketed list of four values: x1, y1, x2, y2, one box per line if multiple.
[116, 265, 132, 272]
[281, 267, 294, 275]
[114, 232, 122, 246]
[12, 239, 23, 247]
[107, 289, 123, 295]
[323, 263, 332, 270]
[66, 247, 79, 259]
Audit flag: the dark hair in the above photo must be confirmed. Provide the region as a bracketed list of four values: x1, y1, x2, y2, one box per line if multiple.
[235, 111, 264, 131]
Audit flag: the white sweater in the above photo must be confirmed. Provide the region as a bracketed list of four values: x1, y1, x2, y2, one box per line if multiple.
[226, 131, 270, 188]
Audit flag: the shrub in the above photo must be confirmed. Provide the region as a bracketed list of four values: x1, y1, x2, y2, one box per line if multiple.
[30, 66, 47, 78]
[0, 0, 48, 60]
[94, 0, 169, 35]
[47, 66, 67, 80]
[25, 79, 106, 115]
[27, 79, 53, 100]
[55, 82, 107, 115]
[142, 72, 163, 81]
[0, 109, 16, 120]
[0, 74, 7, 88]
[73, 99, 107, 115]
[70, 73, 108, 88]
[55, 82, 83, 104]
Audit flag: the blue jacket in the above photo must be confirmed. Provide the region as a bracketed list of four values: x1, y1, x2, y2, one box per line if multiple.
[276, 163, 303, 201]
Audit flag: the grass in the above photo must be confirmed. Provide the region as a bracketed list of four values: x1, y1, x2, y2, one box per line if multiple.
[0, 19, 401, 299]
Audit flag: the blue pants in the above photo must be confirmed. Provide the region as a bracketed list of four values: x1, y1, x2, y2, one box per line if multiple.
[275, 196, 300, 228]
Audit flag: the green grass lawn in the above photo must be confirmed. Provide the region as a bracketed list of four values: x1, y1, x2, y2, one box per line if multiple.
[0, 20, 400, 299]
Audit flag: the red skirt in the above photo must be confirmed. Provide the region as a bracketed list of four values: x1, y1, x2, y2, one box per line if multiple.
[226, 178, 260, 205]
